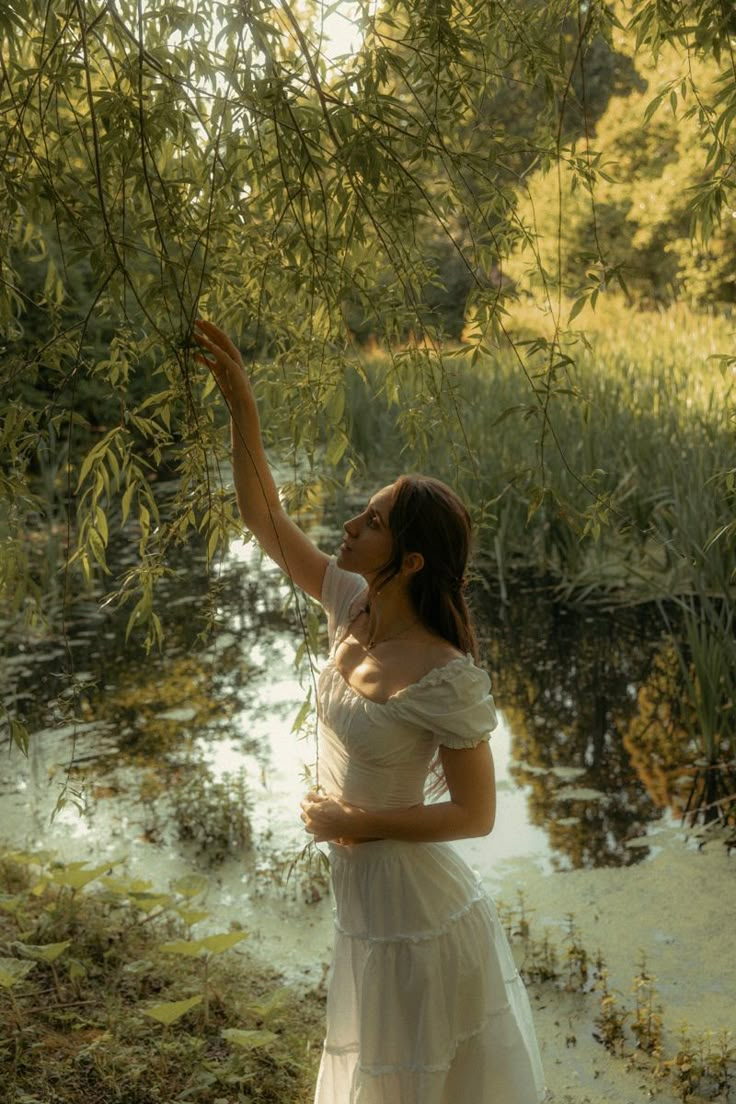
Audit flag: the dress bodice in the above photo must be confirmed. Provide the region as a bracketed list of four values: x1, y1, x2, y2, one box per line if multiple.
[317, 558, 498, 810]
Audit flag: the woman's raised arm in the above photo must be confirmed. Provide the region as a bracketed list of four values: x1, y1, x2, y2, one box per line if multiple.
[194, 319, 329, 600]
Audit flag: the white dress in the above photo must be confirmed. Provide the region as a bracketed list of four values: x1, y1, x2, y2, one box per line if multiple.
[314, 558, 547, 1104]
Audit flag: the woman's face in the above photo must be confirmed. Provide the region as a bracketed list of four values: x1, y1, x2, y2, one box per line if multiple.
[337, 484, 395, 580]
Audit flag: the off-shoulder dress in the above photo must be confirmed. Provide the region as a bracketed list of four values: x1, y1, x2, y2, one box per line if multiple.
[314, 557, 547, 1104]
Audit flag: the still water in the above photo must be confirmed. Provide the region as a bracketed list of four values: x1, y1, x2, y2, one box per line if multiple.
[1, 526, 688, 977]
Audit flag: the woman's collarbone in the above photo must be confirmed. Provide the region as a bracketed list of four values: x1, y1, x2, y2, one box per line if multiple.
[334, 636, 456, 700]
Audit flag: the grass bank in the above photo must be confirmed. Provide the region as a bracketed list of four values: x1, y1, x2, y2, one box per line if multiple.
[0, 849, 324, 1103]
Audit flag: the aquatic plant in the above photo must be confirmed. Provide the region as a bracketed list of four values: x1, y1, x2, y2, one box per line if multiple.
[499, 889, 736, 1100]
[667, 1027, 736, 1102]
[630, 954, 664, 1059]
[593, 963, 629, 1056]
[170, 764, 252, 865]
[658, 594, 736, 830]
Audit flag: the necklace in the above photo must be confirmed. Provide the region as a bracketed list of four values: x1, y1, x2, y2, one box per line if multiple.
[365, 616, 420, 651]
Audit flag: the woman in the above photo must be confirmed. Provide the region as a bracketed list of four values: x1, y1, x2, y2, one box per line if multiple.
[194, 318, 547, 1104]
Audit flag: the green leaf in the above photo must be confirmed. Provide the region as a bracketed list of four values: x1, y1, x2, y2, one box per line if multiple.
[15, 940, 71, 963]
[95, 505, 109, 545]
[9, 718, 29, 756]
[121, 481, 136, 526]
[200, 931, 249, 955]
[50, 862, 112, 890]
[176, 908, 210, 926]
[567, 295, 588, 325]
[247, 986, 293, 1023]
[0, 957, 36, 988]
[128, 892, 173, 914]
[68, 958, 87, 981]
[171, 875, 209, 899]
[158, 939, 204, 958]
[291, 697, 312, 733]
[324, 430, 348, 467]
[222, 1027, 278, 1050]
[142, 995, 203, 1026]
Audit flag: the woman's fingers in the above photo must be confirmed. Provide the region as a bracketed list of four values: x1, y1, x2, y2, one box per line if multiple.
[195, 318, 243, 365]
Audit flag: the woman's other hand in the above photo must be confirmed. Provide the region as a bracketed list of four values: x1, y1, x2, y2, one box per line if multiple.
[301, 790, 360, 844]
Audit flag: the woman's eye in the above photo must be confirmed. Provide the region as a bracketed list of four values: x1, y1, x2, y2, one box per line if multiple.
[367, 515, 378, 528]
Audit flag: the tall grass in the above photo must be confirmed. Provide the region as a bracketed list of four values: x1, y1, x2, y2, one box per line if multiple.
[342, 296, 734, 606]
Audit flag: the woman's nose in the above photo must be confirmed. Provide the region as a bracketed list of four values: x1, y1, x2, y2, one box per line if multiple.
[344, 516, 359, 537]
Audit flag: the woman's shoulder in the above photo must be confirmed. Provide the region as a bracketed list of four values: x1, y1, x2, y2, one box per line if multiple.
[416, 636, 466, 677]
[388, 648, 498, 745]
[395, 639, 487, 701]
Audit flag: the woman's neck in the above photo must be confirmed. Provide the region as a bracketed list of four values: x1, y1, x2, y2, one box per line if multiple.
[363, 580, 421, 648]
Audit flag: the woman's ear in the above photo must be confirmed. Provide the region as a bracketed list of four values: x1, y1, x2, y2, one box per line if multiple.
[402, 551, 425, 577]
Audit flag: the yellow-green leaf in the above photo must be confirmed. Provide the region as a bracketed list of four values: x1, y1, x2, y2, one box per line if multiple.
[10, 718, 29, 756]
[171, 874, 208, 899]
[2, 850, 54, 867]
[176, 908, 210, 926]
[200, 931, 248, 955]
[158, 939, 204, 957]
[247, 986, 293, 1023]
[142, 995, 202, 1026]
[0, 895, 23, 915]
[121, 481, 136, 526]
[0, 957, 36, 988]
[95, 505, 109, 545]
[129, 892, 172, 914]
[50, 862, 112, 890]
[15, 940, 71, 963]
[222, 1027, 278, 1050]
[68, 958, 87, 981]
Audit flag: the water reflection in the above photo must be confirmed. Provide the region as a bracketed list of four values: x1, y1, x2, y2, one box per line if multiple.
[478, 585, 671, 869]
[1, 533, 698, 882]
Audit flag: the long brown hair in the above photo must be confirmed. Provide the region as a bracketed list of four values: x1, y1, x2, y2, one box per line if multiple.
[370, 474, 479, 660]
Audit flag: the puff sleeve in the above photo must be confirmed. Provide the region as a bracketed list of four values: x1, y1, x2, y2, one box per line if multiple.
[388, 657, 498, 748]
[320, 556, 367, 649]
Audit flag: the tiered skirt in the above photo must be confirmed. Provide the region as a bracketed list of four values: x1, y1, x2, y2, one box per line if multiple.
[315, 839, 547, 1104]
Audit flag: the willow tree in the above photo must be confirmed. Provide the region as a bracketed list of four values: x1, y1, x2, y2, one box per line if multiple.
[1, 1, 734, 672]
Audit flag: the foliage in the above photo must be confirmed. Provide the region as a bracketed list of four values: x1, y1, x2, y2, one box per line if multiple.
[343, 296, 734, 605]
[508, 12, 736, 305]
[1, 0, 734, 643]
[1, 0, 734, 819]
[170, 764, 253, 864]
[0, 848, 324, 1103]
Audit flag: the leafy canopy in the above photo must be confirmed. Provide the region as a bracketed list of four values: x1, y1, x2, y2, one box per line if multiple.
[1, 0, 734, 649]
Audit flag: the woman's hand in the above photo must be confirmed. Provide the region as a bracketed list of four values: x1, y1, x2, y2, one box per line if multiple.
[193, 319, 253, 409]
[301, 790, 361, 844]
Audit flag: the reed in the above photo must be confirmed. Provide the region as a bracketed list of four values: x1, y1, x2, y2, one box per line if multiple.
[342, 296, 734, 608]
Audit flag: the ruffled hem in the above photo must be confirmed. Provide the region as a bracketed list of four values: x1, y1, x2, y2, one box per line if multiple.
[334, 885, 490, 944]
[328, 1002, 515, 1076]
[316, 996, 548, 1103]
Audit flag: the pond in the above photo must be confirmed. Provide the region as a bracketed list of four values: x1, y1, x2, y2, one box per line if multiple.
[1, 512, 694, 979]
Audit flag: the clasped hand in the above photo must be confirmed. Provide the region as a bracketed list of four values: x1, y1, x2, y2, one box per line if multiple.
[300, 790, 360, 844]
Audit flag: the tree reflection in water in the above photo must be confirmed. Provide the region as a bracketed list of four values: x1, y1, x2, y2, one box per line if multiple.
[475, 584, 694, 870]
